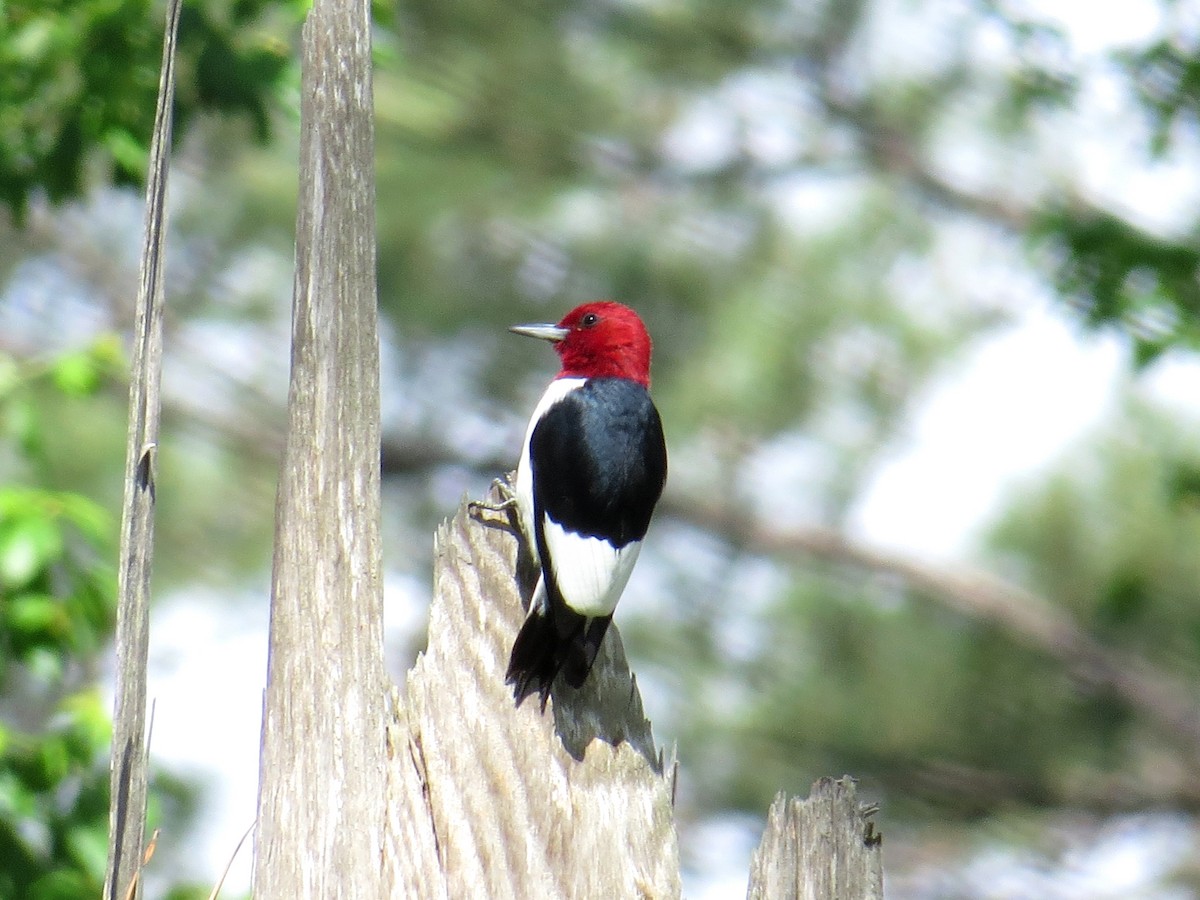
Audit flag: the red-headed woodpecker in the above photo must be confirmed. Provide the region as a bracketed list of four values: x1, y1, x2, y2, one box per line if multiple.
[505, 301, 668, 706]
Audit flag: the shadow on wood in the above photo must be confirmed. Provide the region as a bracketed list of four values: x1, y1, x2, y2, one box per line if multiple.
[385, 482, 680, 897]
[476, 479, 663, 766]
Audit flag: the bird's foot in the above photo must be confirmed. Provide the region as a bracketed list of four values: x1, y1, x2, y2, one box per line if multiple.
[468, 477, 517, 517]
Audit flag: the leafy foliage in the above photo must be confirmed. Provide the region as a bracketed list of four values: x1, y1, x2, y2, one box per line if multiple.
[990, 405, 1200, 676]
[0, 347, 120, 897]
[1122, 36, 1200, 155]
[0, 0, 296, 216]
[1036, 209, 1200, 365]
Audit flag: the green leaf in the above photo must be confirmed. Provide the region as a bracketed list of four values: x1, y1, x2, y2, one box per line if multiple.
[55, 494, 112, 547]
[2, 395, 41, 459]
[65, 822, 108, 883]
[87, 333, 126, 374]
[10, 17, 58, 64]
[0, 769, 37, 819]
[50, 351, 101, 398]
[28, 869, 91, 900]
[0, 514, 62, 588]
[35, 737, 70, 788]
[61, 690, 111, 754]
[6, 594, 65, 638]
[102, 126, 149, 179]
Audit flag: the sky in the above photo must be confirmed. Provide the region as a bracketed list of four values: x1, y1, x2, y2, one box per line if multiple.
[850, 301, 1125, 560]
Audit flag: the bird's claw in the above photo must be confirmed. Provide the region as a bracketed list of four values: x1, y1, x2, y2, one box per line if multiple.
[469, 477, 518, 516]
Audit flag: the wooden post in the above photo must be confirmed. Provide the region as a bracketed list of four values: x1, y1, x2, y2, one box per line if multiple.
[104, 0, 180, 896]
[251, 0, 386, 894]
[384, 487, 682, 898]
[747, 777, 883, 899]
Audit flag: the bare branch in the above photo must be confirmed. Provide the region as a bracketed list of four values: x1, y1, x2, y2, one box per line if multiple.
[665, 497, 1200, 767]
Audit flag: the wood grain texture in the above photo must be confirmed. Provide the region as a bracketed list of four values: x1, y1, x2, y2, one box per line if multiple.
[747, 777, 883, 900]
[251, 0, 387, 895]
[104, 1, 180, 896]
[385, 485, 680, 898]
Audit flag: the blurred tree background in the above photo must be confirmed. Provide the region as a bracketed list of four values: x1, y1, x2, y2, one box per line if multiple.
[3, 0, 1200, 896]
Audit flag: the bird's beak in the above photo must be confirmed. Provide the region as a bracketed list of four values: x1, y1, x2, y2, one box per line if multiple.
[510, 323, 569, 343]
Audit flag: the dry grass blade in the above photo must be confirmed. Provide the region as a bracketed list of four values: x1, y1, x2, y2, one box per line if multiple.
[207, 820, 256, 900]
[121, 828, 160, 900]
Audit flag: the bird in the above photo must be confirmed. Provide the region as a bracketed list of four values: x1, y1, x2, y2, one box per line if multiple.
[503, 301, 667, 707]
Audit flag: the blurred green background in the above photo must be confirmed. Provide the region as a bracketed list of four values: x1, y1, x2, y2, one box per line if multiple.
[2, 0, 1200, 896]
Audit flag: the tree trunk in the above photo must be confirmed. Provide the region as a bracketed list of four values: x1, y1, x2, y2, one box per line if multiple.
[251, 0, 386, 894]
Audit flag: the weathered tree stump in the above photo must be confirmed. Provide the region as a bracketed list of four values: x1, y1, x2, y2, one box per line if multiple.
[384, 487, 681, 898]
[748, 777, 883, 899]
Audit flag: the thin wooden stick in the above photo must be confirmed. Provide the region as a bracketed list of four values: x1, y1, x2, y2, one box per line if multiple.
[103, 0, 181, 897]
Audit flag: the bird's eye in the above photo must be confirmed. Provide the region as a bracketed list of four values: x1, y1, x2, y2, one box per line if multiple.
[580, 313, 599, 328]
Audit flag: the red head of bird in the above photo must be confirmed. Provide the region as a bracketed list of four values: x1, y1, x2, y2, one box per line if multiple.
[510, 301, 653, 387]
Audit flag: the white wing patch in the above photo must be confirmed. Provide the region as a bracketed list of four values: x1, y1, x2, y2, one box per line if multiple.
[541, 517, 641, 617]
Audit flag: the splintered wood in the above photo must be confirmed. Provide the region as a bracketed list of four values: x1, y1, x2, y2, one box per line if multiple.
[384, 487, 681, 899]
[748, 777, 883, 900]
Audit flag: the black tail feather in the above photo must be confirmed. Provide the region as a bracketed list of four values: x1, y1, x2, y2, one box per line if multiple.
[506, 605, 567, 708]
[506, 604, 613, 708]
